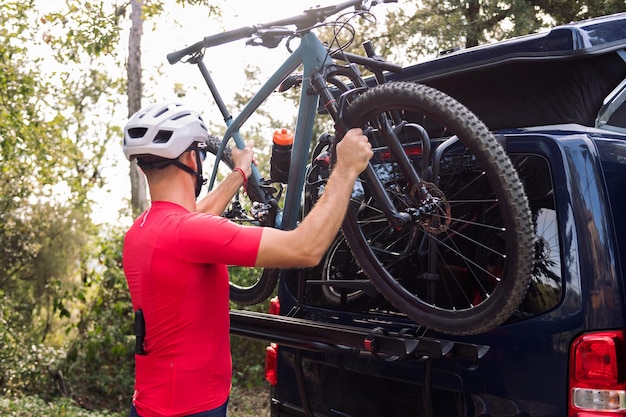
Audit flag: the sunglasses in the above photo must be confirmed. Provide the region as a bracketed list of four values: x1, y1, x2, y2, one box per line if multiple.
[188, 142, 208, 162]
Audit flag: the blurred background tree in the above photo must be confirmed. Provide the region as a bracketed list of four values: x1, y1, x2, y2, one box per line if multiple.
[378, 0, 626, 64]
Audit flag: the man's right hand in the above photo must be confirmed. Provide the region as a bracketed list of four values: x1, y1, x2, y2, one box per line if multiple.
[253, 127, 373, 269]
[334, 128, 373, 178]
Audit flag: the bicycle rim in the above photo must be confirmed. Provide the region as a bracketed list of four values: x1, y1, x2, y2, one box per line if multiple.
[340, 82, 534, 335]
[321, 233, 368, 305]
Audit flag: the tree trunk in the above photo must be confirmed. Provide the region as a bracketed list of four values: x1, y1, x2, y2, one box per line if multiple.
[464, 0, 481, 48]
[127, 0, 149, 217]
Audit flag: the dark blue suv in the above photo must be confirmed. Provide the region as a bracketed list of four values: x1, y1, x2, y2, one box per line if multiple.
[231, 12, 626, 417]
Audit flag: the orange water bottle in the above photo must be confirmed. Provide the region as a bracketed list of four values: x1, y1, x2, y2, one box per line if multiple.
[270, 128, 294, 183]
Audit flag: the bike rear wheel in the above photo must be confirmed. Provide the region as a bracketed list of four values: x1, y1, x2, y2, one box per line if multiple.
[340, 82, 534, 335]
[203, 136, 279, 305]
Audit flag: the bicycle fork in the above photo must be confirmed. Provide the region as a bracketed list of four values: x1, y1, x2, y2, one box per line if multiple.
[312, 70, 429, 232]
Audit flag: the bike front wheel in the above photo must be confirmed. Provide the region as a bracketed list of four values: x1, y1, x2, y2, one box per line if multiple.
[340, 82, 534, 335]
[203, 136, 279, 306]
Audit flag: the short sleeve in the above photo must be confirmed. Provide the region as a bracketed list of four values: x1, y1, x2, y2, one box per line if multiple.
[176, 212, 263, 266]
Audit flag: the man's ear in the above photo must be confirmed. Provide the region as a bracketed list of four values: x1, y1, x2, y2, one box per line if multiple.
[190, 150, 199, 170]
[179, 150, 196, 168]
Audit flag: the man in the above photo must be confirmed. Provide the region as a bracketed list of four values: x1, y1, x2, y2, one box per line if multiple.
[122, 102, 372, 417]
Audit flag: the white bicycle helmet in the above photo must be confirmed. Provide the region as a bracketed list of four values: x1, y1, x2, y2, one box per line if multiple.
[123, 102, 208, 161]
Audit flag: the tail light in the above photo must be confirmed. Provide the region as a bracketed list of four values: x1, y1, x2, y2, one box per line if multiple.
[569, 330, 626, 417]
[265, 343, 278, 385]
[265, 297, 280, 386]
[269, 296, 280, 316]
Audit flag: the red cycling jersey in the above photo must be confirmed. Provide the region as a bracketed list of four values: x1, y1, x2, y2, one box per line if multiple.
[123, 201, 263, 417]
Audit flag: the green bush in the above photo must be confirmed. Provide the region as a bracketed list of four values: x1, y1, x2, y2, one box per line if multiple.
[232, 334, 267, 388]
[61, 232, 135, 412]
[0, 396, 124, 416]
[231, 295, 274, 389]
[0, 291, 65, 401]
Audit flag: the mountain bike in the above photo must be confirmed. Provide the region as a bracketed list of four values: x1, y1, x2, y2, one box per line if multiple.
[167, 0, 535, 335]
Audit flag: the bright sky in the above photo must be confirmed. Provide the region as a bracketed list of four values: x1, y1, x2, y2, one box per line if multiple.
[88, 0, 402, 226]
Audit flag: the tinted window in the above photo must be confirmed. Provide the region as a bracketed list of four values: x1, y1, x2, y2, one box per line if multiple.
[511, 154, 563, 316]
[597, 81, 626, 133]
[596, 140, 626, 281]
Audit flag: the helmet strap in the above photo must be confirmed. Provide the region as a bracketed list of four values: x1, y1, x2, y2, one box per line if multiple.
[137, 150, 206, 198]
[172, 152, 206, 198]
[190, 144, 208, 198]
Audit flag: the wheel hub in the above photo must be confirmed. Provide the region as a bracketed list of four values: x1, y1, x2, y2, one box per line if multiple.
[408, 182, 451, 234]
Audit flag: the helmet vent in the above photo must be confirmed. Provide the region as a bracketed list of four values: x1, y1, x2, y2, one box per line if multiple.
[171, 112, 191, 121]
[153, 130, 173, 144]
[127, 127, 148, 138]
[154, 107, 169, 118]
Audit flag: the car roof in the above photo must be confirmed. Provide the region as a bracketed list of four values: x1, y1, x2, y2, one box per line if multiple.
[392, 12, 626, 84]
[389, 13, 626, 131]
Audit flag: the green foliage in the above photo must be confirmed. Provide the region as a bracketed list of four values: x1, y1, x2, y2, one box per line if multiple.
[0, 229, 133, 412]
[379, 0, 626, 65]
[378, 0, 540, 62]
[0, 292, 66, 401]
[0, 396, 124, 417]
[61, 231, 135, 413]
[1, 2, 72, 200]
[231, 299, 272, 389]
[1, 0, 124, 348]
[231, 334, 268, 389]
[43, 0, 122, 61]
[530, 0, 626, 24]
[0, 203, 97, 346]
[144, 0, 221, 17]
[228, 269, 274, 389]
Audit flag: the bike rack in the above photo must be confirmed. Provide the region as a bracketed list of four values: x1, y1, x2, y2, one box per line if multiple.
[230, 309, 489, 362]
[306, 279, 380, 298]
[231, 308, 489, 417]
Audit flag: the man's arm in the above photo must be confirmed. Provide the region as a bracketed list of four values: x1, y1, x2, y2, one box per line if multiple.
[254, 128, 372, 268]
[196, 141, 255, 214]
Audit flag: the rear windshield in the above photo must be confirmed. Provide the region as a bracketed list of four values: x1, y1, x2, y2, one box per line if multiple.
[298, 142, 624, 321]
[300, 152, 566, 318]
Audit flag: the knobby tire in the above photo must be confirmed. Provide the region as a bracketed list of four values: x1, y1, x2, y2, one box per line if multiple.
[339, 82, 534, 335]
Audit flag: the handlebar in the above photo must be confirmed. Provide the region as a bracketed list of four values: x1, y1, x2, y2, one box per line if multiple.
[167, 26, 258, 64]
[167, 0, 397, 64]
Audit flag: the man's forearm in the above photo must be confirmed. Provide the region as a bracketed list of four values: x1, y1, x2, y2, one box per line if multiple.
[196, 171, 246, 214]
[288, 165, 359, 263]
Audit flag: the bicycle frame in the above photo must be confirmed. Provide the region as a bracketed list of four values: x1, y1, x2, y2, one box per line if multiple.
[170, 0, 413, 233]
[193, 32, 331, 231]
